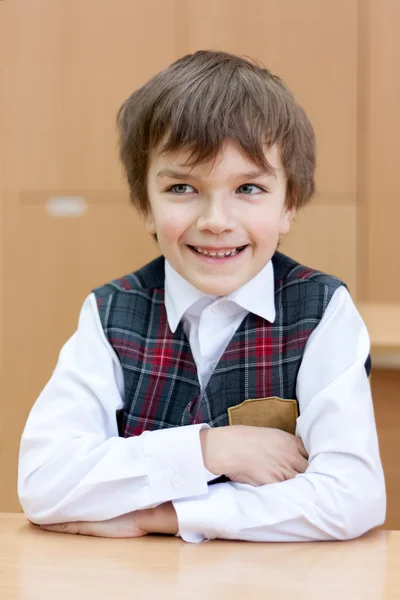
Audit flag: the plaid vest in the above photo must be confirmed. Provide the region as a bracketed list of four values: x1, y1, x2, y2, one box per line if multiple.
[93, 252, 357, 437]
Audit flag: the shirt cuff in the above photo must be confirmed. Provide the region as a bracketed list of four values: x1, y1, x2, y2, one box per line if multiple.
[144, 424, 211, 505]
[204, 466, 219, 482]
[173, 482, 232, 543]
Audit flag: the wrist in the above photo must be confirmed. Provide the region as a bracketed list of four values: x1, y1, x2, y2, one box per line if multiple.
[135, 503, 178, 536]
[200, 427, 227, 477]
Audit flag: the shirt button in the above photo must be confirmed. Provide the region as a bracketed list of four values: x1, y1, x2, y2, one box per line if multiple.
[171, 474, 184, 489]
[211, 303, 221, 313]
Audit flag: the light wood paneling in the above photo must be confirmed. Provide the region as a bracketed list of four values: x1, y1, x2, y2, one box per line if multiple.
[1, 0, 177, 192]
[179, 0, 359, 296]
[360, 0, 400, 301]
[180, 0, 358, 204]
[1, 0, 398, 520]
[0, 197, 159, 511]
[0, 181, 4, 466]
[357, 1, 400, 525]
[372, 370, 400, 530]
[357, 302, 400, 368]
[281, 204, 358, 294]
[358, 303, 400, 353]
[0, 166, 4, 372]
[0, 0, 18, 67]
[0, 0, 174, 512]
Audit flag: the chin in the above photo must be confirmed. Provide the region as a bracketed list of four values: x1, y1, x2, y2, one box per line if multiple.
[196, 280, 239, 297]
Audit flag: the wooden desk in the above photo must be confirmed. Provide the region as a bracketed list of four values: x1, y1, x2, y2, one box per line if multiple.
[357, 303, 400, 352]
[358, 303, 400, 366]
[356, 303, 400, 530]
[1, 514, 399, 599]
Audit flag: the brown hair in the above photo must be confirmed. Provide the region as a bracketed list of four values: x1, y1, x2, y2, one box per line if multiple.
[117, 50, 316, 215]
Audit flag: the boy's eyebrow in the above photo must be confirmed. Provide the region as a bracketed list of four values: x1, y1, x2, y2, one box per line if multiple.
[156, 167, 276, 180]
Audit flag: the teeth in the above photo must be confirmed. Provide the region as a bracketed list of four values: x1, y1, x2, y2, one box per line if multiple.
[194, 246, 240, 257]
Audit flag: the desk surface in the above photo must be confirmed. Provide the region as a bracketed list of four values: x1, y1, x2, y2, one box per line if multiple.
[358, 302, 400, 352]
[1, 514, 399, 600]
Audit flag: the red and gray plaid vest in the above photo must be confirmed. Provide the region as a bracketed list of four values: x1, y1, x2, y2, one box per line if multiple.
[93, 252, 362, 437]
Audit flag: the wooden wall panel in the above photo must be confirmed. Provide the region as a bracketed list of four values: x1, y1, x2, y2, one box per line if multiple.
[372, 370, 400, 530]
[179, 0, 359, 295]
[1, 0, 398, 521]
[0, 198, 159, 511]
[281, 204, 358, 294]
[0, 166, 3, 373]
[0, 0, 175, 512]
[181, 0, 358, 199]
[0, 182, 4, 459]
[360, 0, 400, 301]
[2, 0, 177, 192]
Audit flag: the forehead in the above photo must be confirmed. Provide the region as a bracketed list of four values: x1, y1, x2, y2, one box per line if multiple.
[148, 140, 283, 179]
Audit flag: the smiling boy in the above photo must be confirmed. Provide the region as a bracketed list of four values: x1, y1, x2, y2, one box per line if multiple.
[147, 141, 291, 298]
[18, 50, 385, 541]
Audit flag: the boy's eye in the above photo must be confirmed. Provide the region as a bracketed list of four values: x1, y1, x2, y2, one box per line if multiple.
[166, 183, 266, 195]
[168, 184, 196, 194]
[237, 184, 264, 194]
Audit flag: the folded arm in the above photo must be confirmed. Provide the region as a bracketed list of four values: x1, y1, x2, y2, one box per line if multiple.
[18, 294, 214, 524]
[171, 286, 386, 542]
[21, 288, 386, 542]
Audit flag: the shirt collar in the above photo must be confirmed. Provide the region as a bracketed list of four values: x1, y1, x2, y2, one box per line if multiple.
[164, 259, 276, 333]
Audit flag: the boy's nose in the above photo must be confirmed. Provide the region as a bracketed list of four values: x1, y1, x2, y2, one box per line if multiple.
[197, 196, 235, 234]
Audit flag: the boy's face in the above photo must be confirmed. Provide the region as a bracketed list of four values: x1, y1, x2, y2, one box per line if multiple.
[145, 140, 294, 296]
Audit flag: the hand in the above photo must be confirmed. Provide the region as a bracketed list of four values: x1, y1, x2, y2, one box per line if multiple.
[39, 503, 178, 538]
[200, 425, 308, 487]
[39, 511, 147, 538]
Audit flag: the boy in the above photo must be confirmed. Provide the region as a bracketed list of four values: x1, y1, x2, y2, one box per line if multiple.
[18, 50, 385, 542]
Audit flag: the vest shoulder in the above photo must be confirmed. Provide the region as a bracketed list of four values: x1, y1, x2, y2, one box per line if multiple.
[93, 256, 165, 299]
[273, 251, 345, 293]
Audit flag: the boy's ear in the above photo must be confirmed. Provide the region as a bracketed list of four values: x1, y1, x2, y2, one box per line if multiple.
[279, 206, 296, 236]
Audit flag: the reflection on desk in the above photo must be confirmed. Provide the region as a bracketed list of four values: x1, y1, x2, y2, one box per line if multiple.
[1, 513, 399, 599]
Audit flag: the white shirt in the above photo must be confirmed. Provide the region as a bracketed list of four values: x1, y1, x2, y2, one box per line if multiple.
[18, 259, 386, 542]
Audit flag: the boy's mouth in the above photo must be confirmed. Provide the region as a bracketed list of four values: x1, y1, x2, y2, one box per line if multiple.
[187, 245, 248, 260]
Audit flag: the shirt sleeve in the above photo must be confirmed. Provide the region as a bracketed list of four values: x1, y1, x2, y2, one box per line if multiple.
[18, 293, 212, 525]
[173, 286, 386, 543]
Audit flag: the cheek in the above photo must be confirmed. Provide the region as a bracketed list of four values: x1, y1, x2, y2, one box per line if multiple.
[155, 211, 191, 243]
[248, 213, 282, 242]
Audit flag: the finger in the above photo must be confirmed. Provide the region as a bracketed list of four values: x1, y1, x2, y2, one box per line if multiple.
[292, 454, 309, 473]
[254, 469, 286, 485]
[245, 475, 275, 486]
[282, 467, 298, 481]
[40, 522, 80, 534]
[230, 471, 267, 487]
[296, 438, 309, 459]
